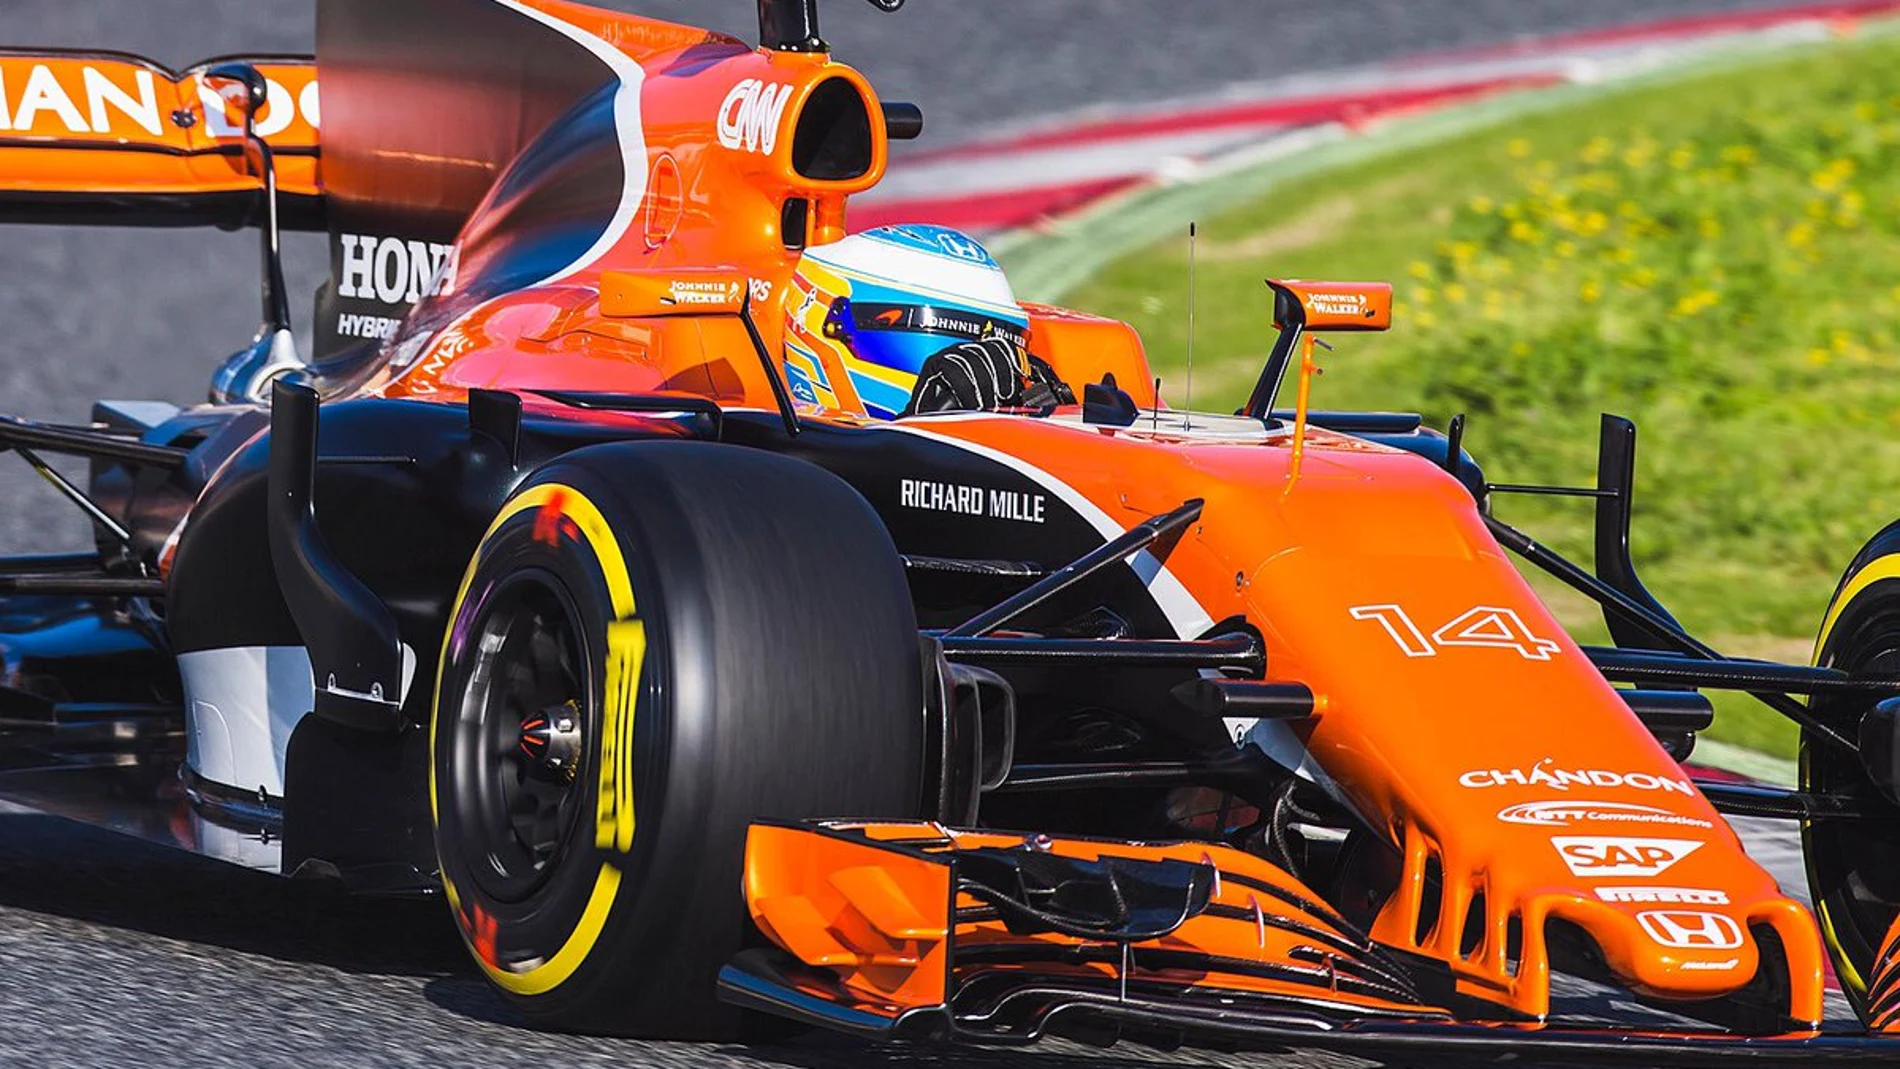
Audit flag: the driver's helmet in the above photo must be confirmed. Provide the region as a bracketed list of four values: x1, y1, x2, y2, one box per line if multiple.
[784, 224, 1029, 419]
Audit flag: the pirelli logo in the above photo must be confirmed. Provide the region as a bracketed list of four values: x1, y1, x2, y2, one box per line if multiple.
[597, 618, 645, 853]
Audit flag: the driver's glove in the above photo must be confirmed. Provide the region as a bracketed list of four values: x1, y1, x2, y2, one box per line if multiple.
[905, 336, 1026, 415]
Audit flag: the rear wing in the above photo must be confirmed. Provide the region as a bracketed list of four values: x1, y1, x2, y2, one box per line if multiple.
[0, 50, 321, 229]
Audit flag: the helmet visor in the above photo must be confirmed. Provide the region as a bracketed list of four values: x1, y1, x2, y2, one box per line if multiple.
[822, 298, 1030, 417]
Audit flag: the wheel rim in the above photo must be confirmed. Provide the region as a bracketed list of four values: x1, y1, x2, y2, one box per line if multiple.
[452, 568, 592, 904]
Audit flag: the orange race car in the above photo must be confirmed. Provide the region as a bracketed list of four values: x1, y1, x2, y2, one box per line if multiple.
[2, 0, 1899, 1062]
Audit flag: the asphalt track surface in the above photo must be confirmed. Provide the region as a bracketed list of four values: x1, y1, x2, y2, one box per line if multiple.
[0, 2, 1850, 1067]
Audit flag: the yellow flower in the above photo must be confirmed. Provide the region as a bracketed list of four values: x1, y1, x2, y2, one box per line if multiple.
[1554, 240, 1577, 259]
[1408, 260, 1434, 280]
[1812, 157, 1856, 192]
[1787, 222, 1816, 248]
[1720, 144, 1758, 166]
[1511, 340, 1531, 357]
[1855, 101, 1879, 123]
[1622, 267, 1657, 290]
[1576, 171, 1620, 194]
[1698, 217, 1722, 239]
[1413, 287, 1435, 306]
[1578, 210, 1609, 237]
[1415, 310, 1438, 329]
[1579, 279, 1602, 303]
[1580, 136, 1614, 164]
[1444, 283, 1468, 305]
[1667, 144, 1696, 170]
[1807, 348, 1831, 367]
[1508, 220, 1540, 244]
[1506, 138, 1532, 158]
[1672, 289, 1720, 316]
[1468, 195, 1494, 215]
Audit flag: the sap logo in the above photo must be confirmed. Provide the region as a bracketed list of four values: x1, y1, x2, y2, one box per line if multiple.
[1596, 886, 1730, 906]
[1497, 800, 1712, 829]
[1551, 836, 1702, 878]
[0, 63, 166, 136]
[198, 75, 320, 139]
[717, 79, 794, 155]
[1636, 910, 1744, 950]
[1350, 604, 1560, 660]
[336, 234, 457, 306]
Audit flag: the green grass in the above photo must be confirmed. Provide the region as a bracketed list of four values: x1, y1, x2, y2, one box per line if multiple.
[1068, 32, 1900, 759]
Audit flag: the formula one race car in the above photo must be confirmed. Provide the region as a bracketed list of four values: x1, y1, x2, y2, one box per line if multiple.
[5, 0, 1900, 1062]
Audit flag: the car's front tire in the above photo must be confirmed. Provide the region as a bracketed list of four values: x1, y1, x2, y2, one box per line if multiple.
[1804, 519, 1900, 1027]
[431, 441, 923, 1038]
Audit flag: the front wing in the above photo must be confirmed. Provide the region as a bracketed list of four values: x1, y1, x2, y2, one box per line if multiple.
[718, 821, 1900, 1064]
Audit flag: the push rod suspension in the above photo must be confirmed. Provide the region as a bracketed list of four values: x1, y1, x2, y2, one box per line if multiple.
[946, 498, 1204, 639]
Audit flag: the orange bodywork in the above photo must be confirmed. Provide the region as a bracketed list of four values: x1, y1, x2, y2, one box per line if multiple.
[5, 0, 1825, 1032]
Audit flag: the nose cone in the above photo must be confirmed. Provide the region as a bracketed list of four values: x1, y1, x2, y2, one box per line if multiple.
[1596, 901, 1762, 998]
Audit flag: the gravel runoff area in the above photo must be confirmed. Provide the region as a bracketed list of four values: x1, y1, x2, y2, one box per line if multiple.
[0, 3, 1850, 1067]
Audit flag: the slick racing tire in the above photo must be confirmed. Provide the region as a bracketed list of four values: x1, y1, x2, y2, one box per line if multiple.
[431, 441, 923, 1038]
[1803, 519, 1900, 1026]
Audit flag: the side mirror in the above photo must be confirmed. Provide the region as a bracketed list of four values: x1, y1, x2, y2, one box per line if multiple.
[1241, 280, 1393, 420]
[202, 62, 269, 139]
[1268, 280, 1393, 333]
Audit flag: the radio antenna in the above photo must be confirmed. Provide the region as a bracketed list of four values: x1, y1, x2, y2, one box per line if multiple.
[1185, 222, 1196, 431]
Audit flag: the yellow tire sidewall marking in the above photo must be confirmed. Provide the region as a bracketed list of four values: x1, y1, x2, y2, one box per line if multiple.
[431, 480, 640, 996]
[1813, 555, 1900, 667]
[1808, 553, 1900, 999]
[598, 619, 644, 854]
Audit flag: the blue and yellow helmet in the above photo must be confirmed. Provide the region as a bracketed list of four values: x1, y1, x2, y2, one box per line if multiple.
[784, 224, 1029, 419]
